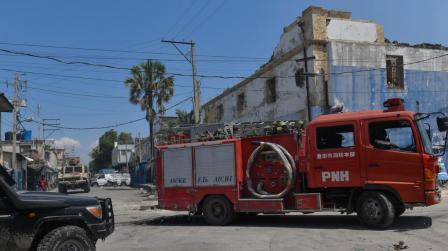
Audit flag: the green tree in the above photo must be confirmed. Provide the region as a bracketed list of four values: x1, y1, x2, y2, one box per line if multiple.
[118, 132, 133, 144]
[89, 129, 117, 170]
[124, 60, 174, 158]
[175, 109, 192, 125]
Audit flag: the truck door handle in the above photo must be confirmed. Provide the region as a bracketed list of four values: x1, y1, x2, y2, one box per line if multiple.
[368, 163, 380, 168]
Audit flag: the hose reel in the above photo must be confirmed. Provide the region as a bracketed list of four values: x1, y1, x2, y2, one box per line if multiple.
[246, 142, 296, 199]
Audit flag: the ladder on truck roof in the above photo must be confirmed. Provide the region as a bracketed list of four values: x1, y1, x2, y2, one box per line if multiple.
[155, 120, 305, 145]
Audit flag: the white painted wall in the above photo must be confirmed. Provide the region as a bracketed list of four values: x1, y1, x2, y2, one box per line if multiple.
[327, 19, 378, 43]
[273, 23, 302, 59]
[205, 56, 308, 123]
[328, 41, 448, 72]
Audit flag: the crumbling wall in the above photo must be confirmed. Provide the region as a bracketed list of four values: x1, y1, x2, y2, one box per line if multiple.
[201, 6, 389, 123]
[202, 54, 309, 124]
[328, 40, 448, 113]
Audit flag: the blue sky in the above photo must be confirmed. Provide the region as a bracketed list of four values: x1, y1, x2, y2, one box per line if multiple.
[0, 0, 447, 163]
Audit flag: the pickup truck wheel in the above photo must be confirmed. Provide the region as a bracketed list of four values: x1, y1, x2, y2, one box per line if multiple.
[356, 191, 395, 229]
[203, 196, 234, 226]
[37, 225, 95, 251]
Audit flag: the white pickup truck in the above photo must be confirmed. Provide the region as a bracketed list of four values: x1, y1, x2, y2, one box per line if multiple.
[91, 173, 131, 187]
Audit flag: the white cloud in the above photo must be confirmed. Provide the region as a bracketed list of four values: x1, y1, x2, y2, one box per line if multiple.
[54, 137, 81, 149]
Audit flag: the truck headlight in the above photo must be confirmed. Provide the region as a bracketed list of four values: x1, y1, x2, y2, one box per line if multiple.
[86, 205, 103, 219]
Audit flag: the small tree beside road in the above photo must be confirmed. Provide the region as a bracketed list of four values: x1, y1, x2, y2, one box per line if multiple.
[124, 60, 174, 160]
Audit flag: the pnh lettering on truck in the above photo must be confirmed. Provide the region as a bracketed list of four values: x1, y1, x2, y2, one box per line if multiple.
[322, 171, 349, 182]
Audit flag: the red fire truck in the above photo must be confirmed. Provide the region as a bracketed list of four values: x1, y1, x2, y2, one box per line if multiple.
[155, 99, 448, 228]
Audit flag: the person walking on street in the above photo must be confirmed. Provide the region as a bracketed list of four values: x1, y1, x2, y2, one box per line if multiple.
[38, 175, 48, 192]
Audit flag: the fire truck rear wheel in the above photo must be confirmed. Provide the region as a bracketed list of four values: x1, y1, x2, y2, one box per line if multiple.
[356, 191, 395, 229]
[395, 204, 405, 218]
[202, 196, 234, 226]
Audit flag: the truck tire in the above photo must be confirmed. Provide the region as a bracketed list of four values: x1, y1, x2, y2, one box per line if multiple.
[395, 204, 405, 218]
[356, 191, 395, 229]
[84, 184, 91, 193]
[37, 225, 95, 251]
[203, 196, 234, 226]
[58, 184, 67, 194]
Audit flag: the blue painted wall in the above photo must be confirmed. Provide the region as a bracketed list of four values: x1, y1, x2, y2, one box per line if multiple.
[329, 65, 448, 165]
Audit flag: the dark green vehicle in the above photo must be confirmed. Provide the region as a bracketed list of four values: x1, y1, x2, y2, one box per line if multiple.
[0, 165, 114, 251]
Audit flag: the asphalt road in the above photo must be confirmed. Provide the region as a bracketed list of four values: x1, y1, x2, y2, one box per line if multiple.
[81, 187, 448, 251]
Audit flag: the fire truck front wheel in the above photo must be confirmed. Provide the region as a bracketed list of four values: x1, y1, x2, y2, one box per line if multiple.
[356, 191, 395, 229]
[202, 196, 234, 226]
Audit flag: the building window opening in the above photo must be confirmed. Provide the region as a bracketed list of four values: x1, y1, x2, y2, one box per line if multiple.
[237, 93, 246, 114]
[295, 68, 305, 88]
[265, 77, 277, 103]
[217, 104, 224, 121]
[386, 55, 404, 89]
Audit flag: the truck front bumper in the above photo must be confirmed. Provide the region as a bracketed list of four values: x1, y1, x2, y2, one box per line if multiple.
[60, 180, 87, 189]
[89, 220, 114, 239]
[91, 198, 115, 239]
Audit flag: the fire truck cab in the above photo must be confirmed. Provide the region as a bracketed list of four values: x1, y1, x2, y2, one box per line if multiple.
[155, 99, 448, 228]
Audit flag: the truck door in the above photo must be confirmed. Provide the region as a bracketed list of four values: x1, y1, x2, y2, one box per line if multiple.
[363, 119, 424, 202]
[310, 122, 361, 188]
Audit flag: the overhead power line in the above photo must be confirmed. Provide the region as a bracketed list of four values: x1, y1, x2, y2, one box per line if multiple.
[2, 49, 448, 82]
[30, 96, 192, 130]
[0, 41, 268, 60]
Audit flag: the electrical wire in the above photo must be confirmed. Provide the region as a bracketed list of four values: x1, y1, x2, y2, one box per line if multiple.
[30, 96, 192, 130]
[2, 48, 448, 79]
[0, 41, 268, 60]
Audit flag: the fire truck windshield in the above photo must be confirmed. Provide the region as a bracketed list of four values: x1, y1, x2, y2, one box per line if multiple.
[415, 117, 434, 155]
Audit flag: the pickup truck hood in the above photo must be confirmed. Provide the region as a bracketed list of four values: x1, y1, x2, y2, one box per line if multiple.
[16, 191, 98, 209]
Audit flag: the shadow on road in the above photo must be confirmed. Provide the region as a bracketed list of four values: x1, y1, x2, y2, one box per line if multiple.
[102, 187, 132, 191]
[65, 190, 89, 194]
[131, 214, 432, 231]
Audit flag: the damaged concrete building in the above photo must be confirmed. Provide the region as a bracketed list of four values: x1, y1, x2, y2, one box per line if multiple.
[201, 6, 448, 129]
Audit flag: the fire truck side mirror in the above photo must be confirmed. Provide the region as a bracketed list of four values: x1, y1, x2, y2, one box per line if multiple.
[436, 116, 448, 132]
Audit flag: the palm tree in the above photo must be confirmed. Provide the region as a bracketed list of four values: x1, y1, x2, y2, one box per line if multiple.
[175, 109, 192, 125]
[124, 60, 174, 160]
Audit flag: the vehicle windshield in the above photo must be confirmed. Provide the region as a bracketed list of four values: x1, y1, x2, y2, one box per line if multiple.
[415, 115, 434, 155]
[64, 166, 74, 173]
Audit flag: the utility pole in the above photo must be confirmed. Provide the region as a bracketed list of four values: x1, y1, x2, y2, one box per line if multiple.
[161, 39, 201, 124]
[297, 23, 316, 122]
[36, 104, 42, 140]
[138, 132, 142, 162]
[12, 73, 19, 185]
[11, 73, 27, 189]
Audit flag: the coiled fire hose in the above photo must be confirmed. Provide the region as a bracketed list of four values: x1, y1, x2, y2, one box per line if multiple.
[246, 142, 296, 199]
